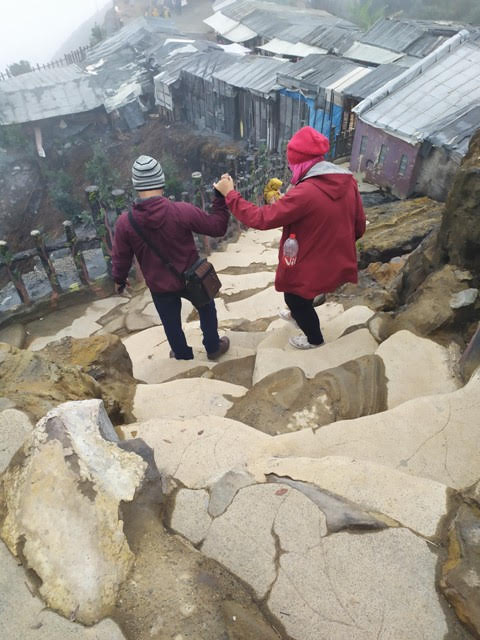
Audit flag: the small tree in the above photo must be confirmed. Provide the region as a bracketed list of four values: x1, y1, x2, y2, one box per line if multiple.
[90, 24, 106, 47]
[7, 60, 32, 77]
[85, 144, 120, 205]
[349, 0, 384, 29]
[45, 169, 84, 221]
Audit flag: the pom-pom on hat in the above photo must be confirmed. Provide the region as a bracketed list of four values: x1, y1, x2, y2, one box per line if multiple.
[287, 126, 330, 166]
[132, 155, 165, 191]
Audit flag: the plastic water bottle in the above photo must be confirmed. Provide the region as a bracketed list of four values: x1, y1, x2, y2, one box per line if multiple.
[283, 233, 298, 267]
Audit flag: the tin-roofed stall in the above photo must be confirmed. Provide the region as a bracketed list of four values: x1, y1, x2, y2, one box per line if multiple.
[416, 104, 480, 200]
[275, 54, 372, 156]
[0, 67, 104, 126]
[350, 31, 480, 199]
[205, 0, 357, 50]
[343, 17, 463, 67]
[213, 56, 287, 149]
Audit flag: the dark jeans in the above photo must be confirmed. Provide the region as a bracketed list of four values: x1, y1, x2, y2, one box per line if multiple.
[284, 292, 324, 345]
[152, 290, 220, 359]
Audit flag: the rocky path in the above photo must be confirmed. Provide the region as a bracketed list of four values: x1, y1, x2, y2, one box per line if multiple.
[1, 225, 479, 639]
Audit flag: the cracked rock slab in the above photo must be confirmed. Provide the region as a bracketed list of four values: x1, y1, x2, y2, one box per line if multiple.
[267, 370, 480, 489]
[122, 415, 269, 489]
[124, 325, 254, 384]
[253, 328, 378, 384]
[170, 489, 212, 545]
[0, 400, 146, 625]
[376, 330, 459, 408]
[268, 528, 447, 640]
[208, 469, 256, 517]
[132, 379, 248, 422]
[201, 483, 322, 599]
[264, 456, 449, 539]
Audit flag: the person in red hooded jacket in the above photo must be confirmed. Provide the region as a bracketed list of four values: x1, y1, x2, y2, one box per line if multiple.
[214, 126, 366, 350]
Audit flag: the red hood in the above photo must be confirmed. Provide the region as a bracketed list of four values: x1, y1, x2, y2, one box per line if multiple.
[300, 161, 356, 201]
[132, 196, 169, 230]
[309, 173, 356, 201]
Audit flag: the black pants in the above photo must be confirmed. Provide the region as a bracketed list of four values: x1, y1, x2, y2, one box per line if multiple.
[152, 290, 220, 359]
[284, 292, 324, 345]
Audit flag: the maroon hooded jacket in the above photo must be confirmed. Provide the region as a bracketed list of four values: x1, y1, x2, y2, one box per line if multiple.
[225, 163, 366, 299]
[112, 195, 229, 293]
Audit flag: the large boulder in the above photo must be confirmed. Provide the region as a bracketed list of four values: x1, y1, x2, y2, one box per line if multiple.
[439, 129, 480, 275]
[0, 400, 146, 625]
[226, 355, 387, 434]
[41, 334, 136, 424]
[440, 499, 480, 638]
[0, 342, 101, 421]
[358, 197, 443, 268]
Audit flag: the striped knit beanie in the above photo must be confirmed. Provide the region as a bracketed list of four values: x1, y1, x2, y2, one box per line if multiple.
[132, 155, 165, 191]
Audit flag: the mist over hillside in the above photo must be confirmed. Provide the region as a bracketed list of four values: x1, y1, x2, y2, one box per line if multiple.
[53, 1, 112, 58]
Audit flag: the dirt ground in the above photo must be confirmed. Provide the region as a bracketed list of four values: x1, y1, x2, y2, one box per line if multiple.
[116, 487, 284, 640]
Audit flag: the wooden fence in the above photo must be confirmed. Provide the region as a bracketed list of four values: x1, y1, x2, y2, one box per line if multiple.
[0, 147, 289, 326]
[0, 46, 91, 82]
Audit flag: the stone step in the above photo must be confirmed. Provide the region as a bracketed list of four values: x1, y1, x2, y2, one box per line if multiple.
[376, 329, 460, 408]
[132, 378, 248, 422]
[266, 369, 480, 490]
[253, 327, 378, 383]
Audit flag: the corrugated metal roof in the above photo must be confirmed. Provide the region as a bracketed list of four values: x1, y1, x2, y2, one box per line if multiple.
[343, 63, 404, 100]
[355, 36, 480, 144]
[360, 18, 461, 54]
[259, 38, 326, 57]
[213, 55, 287, 95]
[222, 23, 258, 42]
[405, 33, 450, 57]
[205, 0, 356, 41]
[276, 54, 367, 94]
[86, 16, 179, 62]
[343, 42, 405, 65]
[204, 11, 239, 35]
[302, 24, 360, 54]
[0, 66, 104, 125]
[360, 19, 426, 53]
[427, 103, 480, 156]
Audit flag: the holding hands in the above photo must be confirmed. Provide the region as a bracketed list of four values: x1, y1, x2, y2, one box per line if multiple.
[214, 173, 235, 197]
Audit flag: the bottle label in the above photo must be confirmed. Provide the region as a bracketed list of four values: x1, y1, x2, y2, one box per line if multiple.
[283, 255, 297, 267]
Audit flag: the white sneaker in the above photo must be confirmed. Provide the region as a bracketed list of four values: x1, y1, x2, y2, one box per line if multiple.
[289, 334, 325, 350]
[279, 308, 299, 327]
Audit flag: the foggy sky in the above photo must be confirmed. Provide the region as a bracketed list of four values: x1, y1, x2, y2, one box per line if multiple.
[0, 0, 112, 70]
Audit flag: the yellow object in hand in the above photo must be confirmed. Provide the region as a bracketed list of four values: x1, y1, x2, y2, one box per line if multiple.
[264, 178, 283, 204]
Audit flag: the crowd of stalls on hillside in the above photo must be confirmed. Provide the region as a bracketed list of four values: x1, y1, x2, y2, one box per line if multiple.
[1, 0, 480, 200]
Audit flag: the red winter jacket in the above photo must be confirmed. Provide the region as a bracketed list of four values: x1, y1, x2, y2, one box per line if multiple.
[112, 195, 229, 293]
[225, 164, 366, 299]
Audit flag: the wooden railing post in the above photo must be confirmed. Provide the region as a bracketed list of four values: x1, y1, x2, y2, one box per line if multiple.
[30, 230, 62, 294]
[0, 240, 31, 305]
[85, 185, 112, 276]
[63, 221, 90, 286]
[111, 188, 126, 218]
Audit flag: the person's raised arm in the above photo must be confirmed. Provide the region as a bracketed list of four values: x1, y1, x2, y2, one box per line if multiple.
[176, 190, 229, 237]
[214, 175, 308, 230]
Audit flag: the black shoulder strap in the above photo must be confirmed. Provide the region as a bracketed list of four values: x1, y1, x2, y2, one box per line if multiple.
[128, 209, 184, 283]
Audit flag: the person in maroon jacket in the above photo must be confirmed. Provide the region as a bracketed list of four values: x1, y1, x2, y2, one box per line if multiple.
[112, 155, 230, 360]
[214, 127, 366, 350]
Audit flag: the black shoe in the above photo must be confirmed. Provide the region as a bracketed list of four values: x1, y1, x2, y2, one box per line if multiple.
[207, 336, 230, 361]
